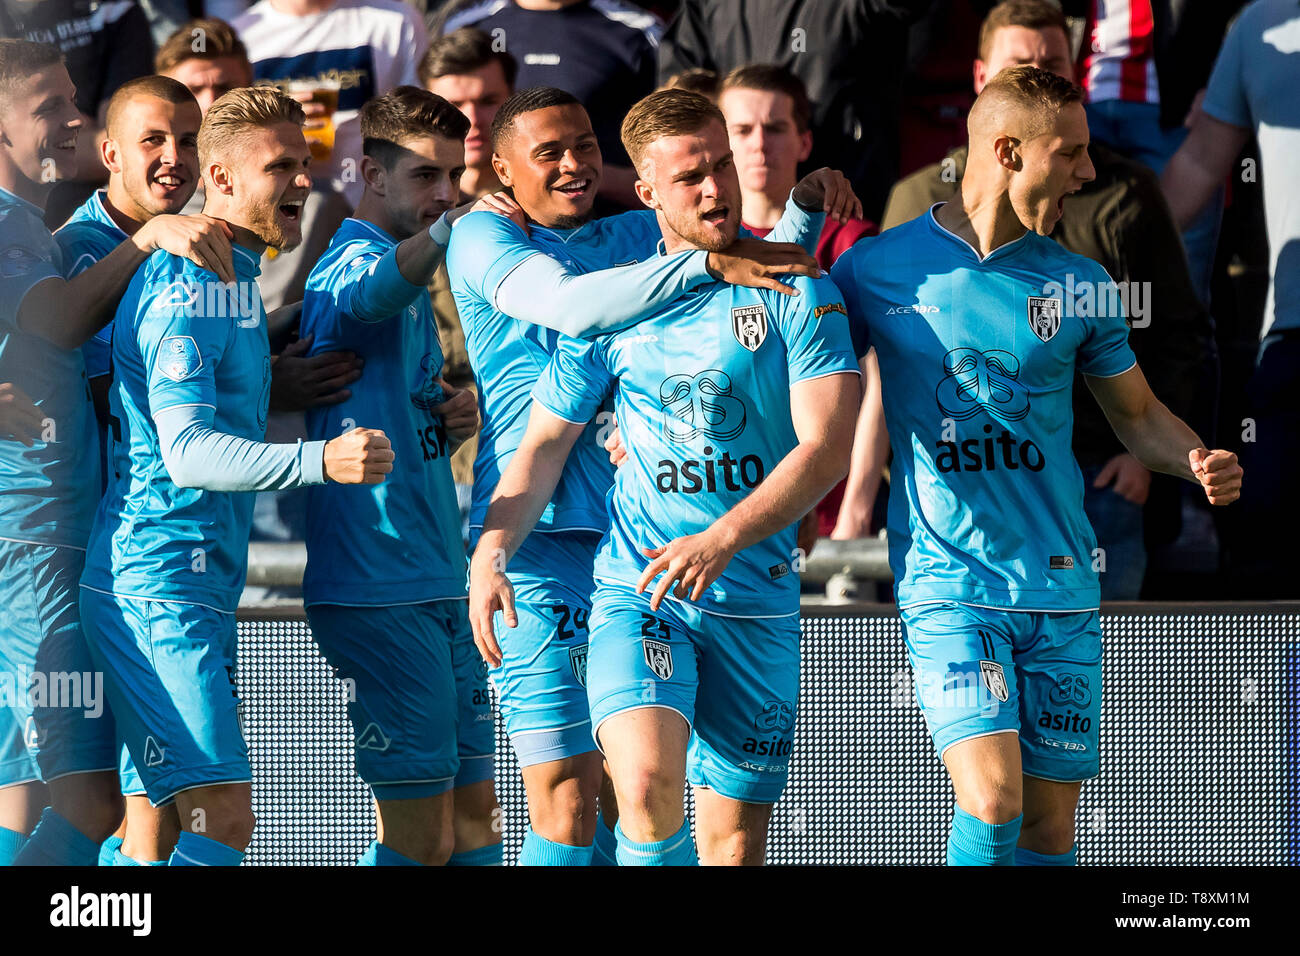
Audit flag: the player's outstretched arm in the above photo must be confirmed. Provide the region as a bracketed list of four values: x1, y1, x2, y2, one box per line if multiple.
[1086, 364, 1242, 505]
[17, 215, 235, 350]
[638, 371, 860, 610]
[1160, 113, 1248, 231]
[469, 404, 587, 666]
[155, 405, 391, 491]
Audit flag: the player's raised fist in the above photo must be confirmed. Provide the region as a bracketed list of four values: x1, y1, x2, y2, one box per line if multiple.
[792, 167, 864, 224]
[1189, 447, 1242, 505]
[706, 239, 819, 296]
[323, 427, 394, 485]
[135, 214, 237, 284]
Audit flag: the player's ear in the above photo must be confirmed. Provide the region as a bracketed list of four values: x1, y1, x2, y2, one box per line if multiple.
[101, 137, 121, 174]
[208, 159, 235, 196]
[634, 179, 657, 211]
[797, 128, 812, 164]
[491, 151, 512, 188]
[360, 155, 384, 193]
[994, 134, 1021, 172]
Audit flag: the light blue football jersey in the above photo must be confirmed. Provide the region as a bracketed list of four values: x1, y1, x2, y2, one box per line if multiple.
[0, 186, 100, 549]
[829, 206, 1137, 612]
[300, 217, 467, 606]
[447, 210, 662, 537]
[533, 270, 859, 618]
[54, 190, 127, 379]
[81, 244, 274, 612]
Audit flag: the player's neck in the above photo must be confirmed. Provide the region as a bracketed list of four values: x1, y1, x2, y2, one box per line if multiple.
[353, 193, 399, 238]
[938, 179, 1027, 259]
[459, 165, 501, 202]
[741, 185, 789, 231]
[201, 199, 266, 257]
[102, 182, 148, 237]
[515, 0, 585, 10]
[0, 159, 50, 211]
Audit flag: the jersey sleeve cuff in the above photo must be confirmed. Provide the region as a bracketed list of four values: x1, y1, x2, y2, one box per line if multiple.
[302, 439, 328, 485]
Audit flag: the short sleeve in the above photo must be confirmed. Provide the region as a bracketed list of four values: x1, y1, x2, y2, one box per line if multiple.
[775, 274, 861, 384]
[446, 211, 545, 305]
[139, 273, 231, 415]
[829, 251, 871, 359]
[1202, 12, 1252, 130]
[532, 335, 615, 426]
[0, 214, 62, 330]
[1075, 262, 1137, 378]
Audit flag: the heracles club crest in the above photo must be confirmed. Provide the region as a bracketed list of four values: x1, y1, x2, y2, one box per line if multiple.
[1027, 295, 1061, 343]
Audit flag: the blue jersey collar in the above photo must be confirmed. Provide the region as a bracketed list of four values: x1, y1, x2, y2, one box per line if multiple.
[927, 202, 1032, 263]
[344, 216, 399, 247]
[231, 242, 262, 276]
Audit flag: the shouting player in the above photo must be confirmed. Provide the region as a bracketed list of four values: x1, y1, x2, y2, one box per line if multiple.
[448, 86, 857, 865]
[829, 66, 1242, 865]
[0, 39, 235, 867]
[301, 86, 501, 867]
[78, 86, 391, 867]
[468, 89, 861, 865]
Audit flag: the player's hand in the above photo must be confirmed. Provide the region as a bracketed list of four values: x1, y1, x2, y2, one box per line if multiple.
[469, 191, 528, 233]
[431, 379, 479, 444]
[1093, 452, 1151, 506]
[0, 382, 44, 447]
[792, 167, 863, 224]
[604, 420, 628, 467]
[830, 496, 872, 540]
[136, 213, 236, 284]
[288, 91, 327, 119]
[323, 427, 393, 484]
[270, 334, 363, 411]
[797, 510, 819, 559]
[637, 526, 738, 611]
[468, 549, 516, 668]
[1189, 447, 1241, 505]
[706, 239, 819, 296]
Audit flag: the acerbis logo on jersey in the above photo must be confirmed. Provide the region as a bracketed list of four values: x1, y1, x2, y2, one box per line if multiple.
[885, 303, 940, 315]
[731, 304, 768, 352]
[642, 639, 673, 680]
[1027, 295, 1062, 342]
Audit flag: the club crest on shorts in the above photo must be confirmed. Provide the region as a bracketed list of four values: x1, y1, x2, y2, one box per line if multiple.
[569, 644, 588, 687]
[1027, 295, 1062, 342]
[731, 303, 768, 352]
[980, 660, 1009, 703]
[642, 639, 673, 680]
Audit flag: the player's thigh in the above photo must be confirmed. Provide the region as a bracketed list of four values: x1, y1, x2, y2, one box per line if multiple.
[79, 590, 246, 808]
[693, 788, 773, 866]
[943, 731, 1023, 823]
[491, 576, 597, 769]
[1015, 611, 1102, 783]
[903, 602, 1022, 779]
[587, 584, 698, 776]
[307, 602, 461, 795]
[688, 612, 800, 808]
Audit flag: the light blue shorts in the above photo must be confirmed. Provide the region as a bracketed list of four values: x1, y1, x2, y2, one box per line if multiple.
[587, 581, 801, 805]
[900, 601, 1102, 781]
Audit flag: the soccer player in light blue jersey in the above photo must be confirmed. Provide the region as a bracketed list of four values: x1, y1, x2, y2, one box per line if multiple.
[301, 86, 502, 867]
[0, 39, 239, 868]
[469, 89, 861, 866]
[829, 66, 1242, 866]
[449, 86, 859, 865]
[78, 86, 392, 868]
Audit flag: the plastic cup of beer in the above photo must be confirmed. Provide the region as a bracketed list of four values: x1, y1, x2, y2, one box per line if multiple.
[288, 77, 341, 163]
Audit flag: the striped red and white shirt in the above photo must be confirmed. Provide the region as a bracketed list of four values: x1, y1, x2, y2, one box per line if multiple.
[1081, 0, 1159, 105]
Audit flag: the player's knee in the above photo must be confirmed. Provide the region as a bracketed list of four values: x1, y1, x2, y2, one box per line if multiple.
[531, 778, 595, 843]
[613, 765, 682, 833]
[51, 775, 125, 842]
[191, 803, 255, 850]
[1018, 813, 1076, 855]
[962, 792, 1022, 826]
